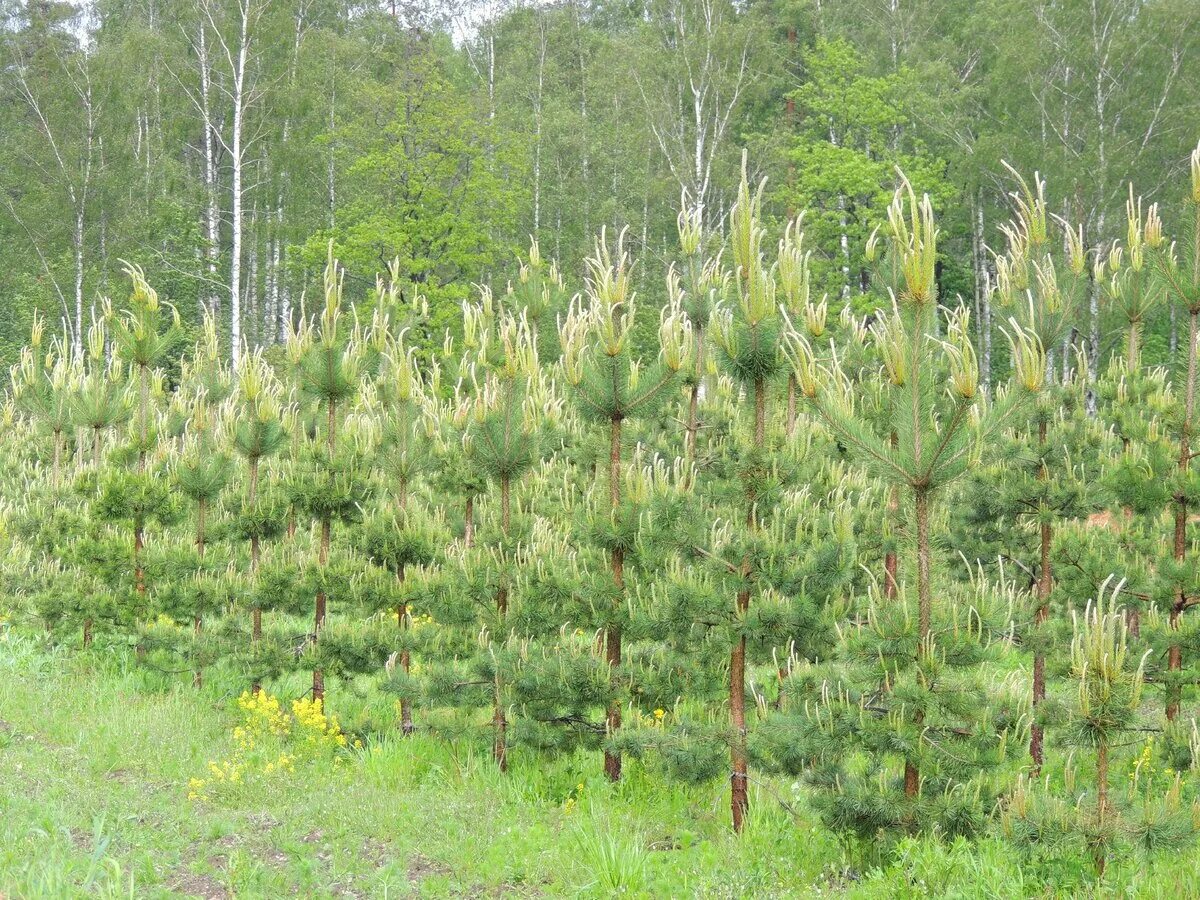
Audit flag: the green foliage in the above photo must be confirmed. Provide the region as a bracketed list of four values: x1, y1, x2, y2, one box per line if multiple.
[1002, 589, 1198, 875]
[6, 133, 1200, 890]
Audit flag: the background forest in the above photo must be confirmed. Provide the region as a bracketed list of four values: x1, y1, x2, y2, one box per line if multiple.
[2, 0, 1197, 373]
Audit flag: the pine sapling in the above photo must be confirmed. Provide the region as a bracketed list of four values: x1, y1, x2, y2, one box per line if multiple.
[984, 166, 1090, 772]
[457, 299, 557, 769]
[709, 154, 790, 831]
[560, 226, 691, 781]
[172, 387, 231, 687]
[103, 265, 182, 600]
[785, 176, 1041, 830]
[1149, 145, 1200, 722]
[228, 350, 288, 692]
[285, 246, 370, 703]
[1002, 580, 1196, 877]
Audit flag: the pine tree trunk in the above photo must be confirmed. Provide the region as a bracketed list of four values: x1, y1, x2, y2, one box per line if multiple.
[731, 379, 766, 831]
[134, 363, 149, 598]
[1125, 317, 1145, 634]
[1031, 419, 1050, 771]
[605, 416, 624, 783]
[915, 488, 931, 645]
[313, 517, 328, 703]
[1168, 307, 1197, 721]
[730, 595, 749, 830]
[193, 497, 208, 689]
[249, 456, 263, 694]
[903, 759, 919, 799]
[313, 399, 335, 704]
[884, 432, 899, 599]
[1095, 739, 1109, 875]
[395, 546, 413, 736]
[494, 475, 511, 772]
[193, 617, 203, 689]
[686, 326, 704, 459]
[906, 486, 933, 802]
[250, 606, 262, 695]
[134, 525, 145, 596]
[492, 689, 508, 773]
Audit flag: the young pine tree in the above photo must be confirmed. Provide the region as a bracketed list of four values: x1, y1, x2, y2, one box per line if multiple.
[1001, 582, 1197, 877]
[782, 177, 1042, 838]
[284, 248, 372, 703]
[96, 266, 182, 635]
[360, 329, 441, 735]
[1059, 188, 1190, 726]
[507, 237, 568, 359]
[955, 169, 1096, 773]
[671, 192, 727, 459]
[434, 299, 557, 770]
[227, 351, 289, 692]
[10, 317, 77, 489]
[167, 387, 232, 688]
[1148, 148, 1200, 723]
[707, 155, 797, 831]
[71, 319, 133, 473]
[559, 227, 692, 782]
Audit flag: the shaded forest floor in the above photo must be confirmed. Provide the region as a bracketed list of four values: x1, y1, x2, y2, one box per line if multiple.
[0, 629, 1196, 898]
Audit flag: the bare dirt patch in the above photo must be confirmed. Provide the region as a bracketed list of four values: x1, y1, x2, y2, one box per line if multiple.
[465, 881, 547, 898]
[170, 871, 230, 900]
[407, 851, 452, 884]
[66, 827, 91, 852]
[360, 837, 393, 868]
[248, 812, 280, 833]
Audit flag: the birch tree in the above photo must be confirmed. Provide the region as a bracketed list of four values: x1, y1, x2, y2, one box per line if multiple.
[179, 0, 270, 365]
[2, 18, 103, 357]
[638, 0, 750, 229]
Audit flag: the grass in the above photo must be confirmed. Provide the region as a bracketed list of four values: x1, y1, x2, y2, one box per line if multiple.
[1, 627, 1199, 898]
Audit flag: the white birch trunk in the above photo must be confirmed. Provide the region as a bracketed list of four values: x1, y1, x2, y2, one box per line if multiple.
[228, 0, 251, 365]
[199, 23, 221, 317]
[533, 17, 546, 235]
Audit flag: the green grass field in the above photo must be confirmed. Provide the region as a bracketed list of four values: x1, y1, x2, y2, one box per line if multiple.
[2, 627, 1199, 899]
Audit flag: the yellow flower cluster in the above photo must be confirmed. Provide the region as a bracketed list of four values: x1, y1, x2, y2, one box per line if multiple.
[231, 690, 293, 753]
[563, 781, 586, 814]
[188, 691, 352, 803]
[291, 696, 348, 748]
[1128, 737, 1188, 793]
[630, 707, 668, 728]
[1130, 738, 1157, 785]
[261, 752, 296, 776]
[208, 758, 244, 783]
